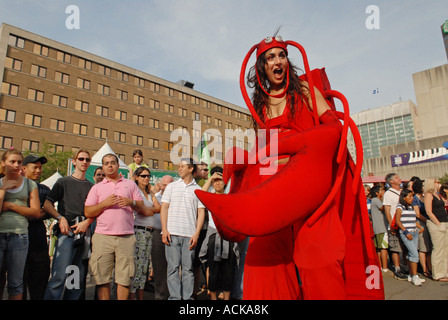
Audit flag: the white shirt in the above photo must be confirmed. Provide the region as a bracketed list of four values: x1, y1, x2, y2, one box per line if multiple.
[383, 188, 400, 229]
[133, 189, 154, 227]
[161, 178, 205, 237]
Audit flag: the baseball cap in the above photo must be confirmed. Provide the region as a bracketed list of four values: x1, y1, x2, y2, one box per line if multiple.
[23, 155, 48, 166]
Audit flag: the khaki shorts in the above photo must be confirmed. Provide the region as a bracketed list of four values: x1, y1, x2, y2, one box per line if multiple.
[89, 233, 136, 286]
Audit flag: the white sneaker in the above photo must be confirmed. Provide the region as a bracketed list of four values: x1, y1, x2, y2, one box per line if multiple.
[411, 275, 423, 286]
[407, 275, 426, 283]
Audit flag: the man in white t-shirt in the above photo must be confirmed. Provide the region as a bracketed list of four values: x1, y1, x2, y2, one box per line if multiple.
[383, 173, 407, 280]
[161, 158, 205, 300]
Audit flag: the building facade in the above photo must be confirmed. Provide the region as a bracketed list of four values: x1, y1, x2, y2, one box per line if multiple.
[412, 63, 448, 140]
[348, 100, 421, 160]
[0, 24, 252, 171]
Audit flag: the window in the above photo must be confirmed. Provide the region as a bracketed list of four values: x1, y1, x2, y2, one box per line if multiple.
[73, 123, 87, 135]
[133, 114, 144, 125]
[179, 108, 187, 117]
[149, 119, 159, 129]
[98, 65, 111, 76]
[164, 142, 174, 151]
[204, 115, 211, 124]
[192, 112, 200, 121]
[165, 104, 174, 114]
[22, 140, 39, 152]
[52, 95, 68, 108]
[52, 145, 64, 153]
[30, 64, 47, 78]
[150, 99, 160, 110]
[115, 110, 127, 121]
[57, 51, 71, 63]
[28, 89, 44, 102]
[94, 128, 108, 139]
[77, 78, 91, 90]
[75, 100, 89, 113]
[5, 57, 22, 71]
[1, 136, 13, 149]
[50, 119, 66, 132]
[134, 95, 144, 105]
[151, 82, 160, 92]
[55, 71, 69, 84]
[8, 35, 25, 48]
[136, 77, 145, 87]
[98, 84, 110, 96]
[117, 71, 129, 82]
[117, 89, 128, 101]
[164, 122, 174, 132]
[33, 43, 49, 56]
[96, 105, 109, 117]
[0, 109, 15, 123]
[25, 114, 42, 127]
[164, 161, 173, 170]
[132, 135, 143, 146]
[215, 118, 222, 127]
[114, 131, 126, 143]
[148, 138, 159, 149]
[78, 58, 92, 70]
[148, 159, 159, 169]
[1, 83, 19, 96]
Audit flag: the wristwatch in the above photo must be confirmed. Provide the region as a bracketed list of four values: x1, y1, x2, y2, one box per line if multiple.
[56, 215, 62, 221]
[132, 200, 136, 207]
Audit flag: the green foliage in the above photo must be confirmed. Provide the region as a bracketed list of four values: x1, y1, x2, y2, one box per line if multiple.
[23, 141, 73, 182]
[440, 172, 448, 185]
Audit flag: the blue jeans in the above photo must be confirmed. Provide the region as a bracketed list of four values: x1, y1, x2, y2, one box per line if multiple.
[0, 233, 29, 296]
[44, 234, 87, 300]
[165, 235, 195, 300]
[399, 229, 419, 263]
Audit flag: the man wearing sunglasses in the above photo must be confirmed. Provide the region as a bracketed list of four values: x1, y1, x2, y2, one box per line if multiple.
[43, 149, 94, 300]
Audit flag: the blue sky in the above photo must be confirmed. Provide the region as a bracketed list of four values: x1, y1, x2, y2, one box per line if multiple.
[1, 0, 447, 114]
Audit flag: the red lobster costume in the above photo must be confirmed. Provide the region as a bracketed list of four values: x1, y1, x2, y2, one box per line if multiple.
[195, 36, 384, 300]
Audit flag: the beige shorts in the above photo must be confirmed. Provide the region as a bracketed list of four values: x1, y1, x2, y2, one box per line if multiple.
[89, 233, 136, 286]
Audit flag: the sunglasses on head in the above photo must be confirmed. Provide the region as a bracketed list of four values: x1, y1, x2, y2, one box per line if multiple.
[77, 157, 91, 162]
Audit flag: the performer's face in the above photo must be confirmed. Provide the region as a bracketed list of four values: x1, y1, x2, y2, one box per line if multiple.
[264, 47, 288, 90]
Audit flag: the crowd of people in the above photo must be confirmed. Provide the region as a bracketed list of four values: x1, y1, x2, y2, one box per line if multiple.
[0, 147, 248, 300]
[366, 173, 448, 287]
[2, 144, 448, 300]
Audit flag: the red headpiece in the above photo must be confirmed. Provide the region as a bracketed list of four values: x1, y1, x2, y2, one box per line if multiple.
[240, 36, 319, 129]
[256, 36, 288, 58]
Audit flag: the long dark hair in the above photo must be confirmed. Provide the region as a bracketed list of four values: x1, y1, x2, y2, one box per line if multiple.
[134, 166, 151, 194]
[399, 189, 413, 210]
[247, 49, 309, 130]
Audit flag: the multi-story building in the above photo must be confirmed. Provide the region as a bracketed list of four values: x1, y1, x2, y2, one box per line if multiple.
[0, 23, 252, 172]
[348, 100, 421, 160]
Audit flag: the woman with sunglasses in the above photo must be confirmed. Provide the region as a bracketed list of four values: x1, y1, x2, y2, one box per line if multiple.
[129, 166, 159, 300]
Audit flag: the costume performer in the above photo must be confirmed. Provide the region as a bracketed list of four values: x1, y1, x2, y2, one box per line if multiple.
[195, 34, 385, 300]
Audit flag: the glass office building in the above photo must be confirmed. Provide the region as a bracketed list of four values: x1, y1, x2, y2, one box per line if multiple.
[349, 100, 420, 159]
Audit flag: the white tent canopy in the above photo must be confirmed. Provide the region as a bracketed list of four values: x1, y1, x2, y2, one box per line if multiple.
[41, 171, 63, 188]
[90, 142, 128, 169]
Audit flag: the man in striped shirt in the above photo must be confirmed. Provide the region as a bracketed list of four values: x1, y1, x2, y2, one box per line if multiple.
[161, 158, 205, 300]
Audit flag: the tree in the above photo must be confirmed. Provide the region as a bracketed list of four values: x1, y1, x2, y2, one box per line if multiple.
[23, 141, 73, 182]
[440, 172, 448, 185]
